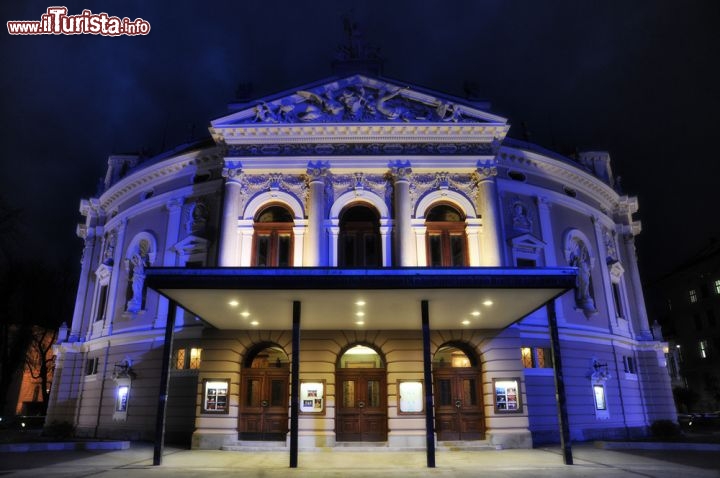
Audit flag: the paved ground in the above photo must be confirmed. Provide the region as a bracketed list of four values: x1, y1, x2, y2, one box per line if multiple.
[0, 443, 719, 478]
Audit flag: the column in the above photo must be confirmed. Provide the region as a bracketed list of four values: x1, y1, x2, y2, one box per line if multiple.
[391, 161, 415, 266]
[379, 219, 392, 267]
[465, 218, 482, 266]
[623, 231, 652, 339]
[421, 300, 435, 468]
[412, 222, 427, 267]
[474, 161, 503, 266]
[153, 300, 177, 466]
[218, 166, 243, 266]
[237, 220, 254, 267]
[546, 300, 573, 465]
[290, 301, 301, 468]
[327, 224, 340, 266]
[304, 163, 328, 266]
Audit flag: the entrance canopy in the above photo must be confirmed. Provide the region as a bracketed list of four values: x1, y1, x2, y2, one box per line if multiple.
[145, 267, 576, 330]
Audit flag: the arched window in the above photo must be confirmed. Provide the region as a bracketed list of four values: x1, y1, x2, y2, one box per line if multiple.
[338, 205, 381, 267]
[252, 205, 293, 267]
[425, 204, 467, 267]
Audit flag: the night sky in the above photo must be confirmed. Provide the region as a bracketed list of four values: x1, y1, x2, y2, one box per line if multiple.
[1, 1, 719, 286]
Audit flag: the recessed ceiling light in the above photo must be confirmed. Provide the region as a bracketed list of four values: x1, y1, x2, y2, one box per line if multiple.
[228, 300, 239, 307]
[471, 311, 481, 317]
[462, 320, 471, 325]
[355, 320, 365, 325]
[240, 311, 250, 317]
[250, 320, 259, 326]
[483, 300, 493, 306]
[356, 311, 365, 317]
[355, 300, 366, 306]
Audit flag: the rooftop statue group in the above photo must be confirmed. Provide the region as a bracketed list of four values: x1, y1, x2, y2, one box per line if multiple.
[249, 85, 472, 124]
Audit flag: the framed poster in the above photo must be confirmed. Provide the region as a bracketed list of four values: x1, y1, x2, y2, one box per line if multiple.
[300, 380, 325, 414]
[202, 378, 230, 414]
[398, 380, 424, 414]
[493, 378, 522, 413]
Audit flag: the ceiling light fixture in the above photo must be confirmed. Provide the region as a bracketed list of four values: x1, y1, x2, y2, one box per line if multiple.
[483, 300, 493, 306]
[462, 320, 471, 325]
[355, 300, 366, 306]
[471, 311, 481, 316]
[355, 320, 365, 325]
[356, 311, 365, 317]
[228, 300, 239, 307]
[250, 320, 259, 326]
[240, 311, 250, 317]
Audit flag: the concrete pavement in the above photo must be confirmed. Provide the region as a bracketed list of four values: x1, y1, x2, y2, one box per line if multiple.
[1, 442, 718, 477]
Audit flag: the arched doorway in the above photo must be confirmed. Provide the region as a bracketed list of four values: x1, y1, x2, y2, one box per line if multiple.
[252, 204, 294, 267]
[433, 342, 484, 440]
[425, 203, 468, 267]
[238, 343, 289, 440]
[336, 344, 387, 442]
[338, 205, 381, 267]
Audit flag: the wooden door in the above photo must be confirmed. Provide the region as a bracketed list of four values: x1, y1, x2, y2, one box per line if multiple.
[336, 369, 387, 441]
[434, 368, 484, 441]
[239, 368, 288, 440]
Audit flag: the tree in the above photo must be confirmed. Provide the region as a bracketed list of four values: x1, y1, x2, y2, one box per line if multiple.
[0, 196, 77, 415]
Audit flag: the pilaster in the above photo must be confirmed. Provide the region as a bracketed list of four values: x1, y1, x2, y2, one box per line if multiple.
[101, 218, 127, 338]
[157, 198, 184, 329]
[621, 228, 652, 339]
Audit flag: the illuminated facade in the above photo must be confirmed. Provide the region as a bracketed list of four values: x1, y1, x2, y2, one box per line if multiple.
[47, 74, 676, 452]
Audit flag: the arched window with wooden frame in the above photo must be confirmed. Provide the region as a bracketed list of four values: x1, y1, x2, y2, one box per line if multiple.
[425, 203, 468, 267]
[252, 204, 294, 267]
[338, 204, 382, 268]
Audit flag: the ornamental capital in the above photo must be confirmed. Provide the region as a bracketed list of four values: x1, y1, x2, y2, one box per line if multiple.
[474, 159, 498, 180]
[306, 161, 330, 182]
[165, 197, 185, 211]
[222, 160, 243, 181]
[389, 160, 412, 181]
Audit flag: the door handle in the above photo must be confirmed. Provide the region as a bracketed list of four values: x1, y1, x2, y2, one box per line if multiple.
[358, 401, 365, 408]
[455, 399, 462, 409]
[261, 400, 269, 407]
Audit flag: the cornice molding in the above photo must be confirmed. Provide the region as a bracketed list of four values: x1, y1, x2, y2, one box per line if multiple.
[102, 180, 220, 233]
[498, 146, 625, 217]
[211, 123, 509, 146]
[99, 147, 223, 212]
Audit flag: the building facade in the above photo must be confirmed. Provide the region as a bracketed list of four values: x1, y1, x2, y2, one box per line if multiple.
[47, 74, 676, 451]
[652, 241, 720, 412]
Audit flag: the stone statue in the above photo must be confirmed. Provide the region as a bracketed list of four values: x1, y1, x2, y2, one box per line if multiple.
[568, 239, 595, 312]
[126, 252, 148, 313]
[511, 201, 532, 232]
[377, 87, 411, 121]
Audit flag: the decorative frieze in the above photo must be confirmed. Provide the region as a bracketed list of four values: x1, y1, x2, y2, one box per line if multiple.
[226, 141, 494, 157]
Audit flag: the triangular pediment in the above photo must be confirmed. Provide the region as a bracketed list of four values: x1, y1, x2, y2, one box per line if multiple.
[211, 75, 507, 127]
[509, 233, 546, 251]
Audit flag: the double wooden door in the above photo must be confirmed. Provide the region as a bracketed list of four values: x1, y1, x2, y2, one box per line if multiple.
[239, 368, 288, 440]
[434, 368, 484, 440]
[336, 369, 387, 441]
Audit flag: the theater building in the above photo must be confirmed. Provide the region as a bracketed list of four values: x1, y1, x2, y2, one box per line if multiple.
[46, 73, 676, 456]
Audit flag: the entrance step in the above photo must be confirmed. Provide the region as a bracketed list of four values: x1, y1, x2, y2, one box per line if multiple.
[437, 440, 500, 451]
[222, 440, 287, 451]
